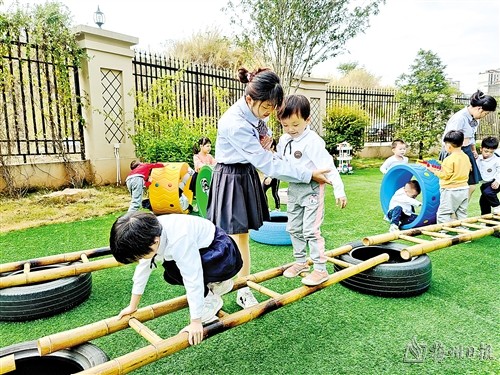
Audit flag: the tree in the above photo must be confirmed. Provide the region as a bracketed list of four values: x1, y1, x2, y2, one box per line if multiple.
[225, 0, 385, 93]
[337, 62, 359, 76]
[165, 28, 260, 70]
[330, 66, 382, 88]
[395, 49, 457, 159]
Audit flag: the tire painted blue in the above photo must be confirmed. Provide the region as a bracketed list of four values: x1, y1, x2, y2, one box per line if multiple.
[249, 211, 291, 246]
[380, 162, 440, 229]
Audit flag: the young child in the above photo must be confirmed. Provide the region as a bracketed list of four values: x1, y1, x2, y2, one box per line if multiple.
[125, 160, 164, 212]
[476, 136, 500, 215]
[277, 95, 347, 286]
[206, 68, 330, 308]
[190, 137, 217, 211]
[262, 139, 281, 211]
[426, 130, 471, 223]
[110, 211, 242, 346]
[387, 180, 421, 232]
[193, 137, 217, 172]
[380, 139, 409, 174]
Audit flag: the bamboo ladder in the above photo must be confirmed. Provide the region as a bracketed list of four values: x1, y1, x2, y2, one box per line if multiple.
[1, 214, 498, 375]
[0, 247, 121, 289]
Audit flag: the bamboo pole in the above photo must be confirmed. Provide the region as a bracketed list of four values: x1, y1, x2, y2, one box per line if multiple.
[441, 226, 473, 234]
[0, 354, 15, 375]
[362, 215, 496, 246]
[246, 280, 281, 299]
[397, 235, 430, 244]
[38, 295, 189, 356]
[400, 226, 498, 260]
[38, 244, 384, 357]
[0, 247, 111, 273]
[460, 222, 486, 230]
[477, 218, 500, 225]
[75, 253, 390, 374]
[325, 244, 356, 257]
[421, 230, 451, 238]
[37, 263, 286, 355]
[0, 257, 121, 289]
[128, 318, 163, 345]
[325, 256, 352, 268]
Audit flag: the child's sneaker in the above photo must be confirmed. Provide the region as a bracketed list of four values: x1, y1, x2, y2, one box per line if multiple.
[201, 291, 223, 324]
[179, 194, 189, 210]
[389, 224, 399, 232]
[208, 279, 234, 296]
[301, 269, 329, 286]
[492, 206, 500, 215]
[283, 262, 310, 278]
[236, 287, 258, 309]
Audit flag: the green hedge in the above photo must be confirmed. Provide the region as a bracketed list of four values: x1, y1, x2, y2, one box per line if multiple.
[322, 104, 369, 155]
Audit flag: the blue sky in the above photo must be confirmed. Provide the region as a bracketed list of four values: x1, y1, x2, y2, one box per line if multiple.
[2, 0, 498, 94]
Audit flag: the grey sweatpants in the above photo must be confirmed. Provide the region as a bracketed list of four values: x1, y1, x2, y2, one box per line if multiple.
[436, 187, 468, 223]
[286, 182, 327, 271]
[126, 175, 145, 212]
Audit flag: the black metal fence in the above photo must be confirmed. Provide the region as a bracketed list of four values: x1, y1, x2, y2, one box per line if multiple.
[326, 86, 499, 143]
[3, 39, 498, 166]
[0, 30, 84, 164]
[133, 52, 244, 123]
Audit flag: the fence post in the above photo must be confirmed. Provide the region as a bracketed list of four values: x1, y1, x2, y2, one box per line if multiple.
[292, 77, 329, 136]
[73, 25, 138, 185]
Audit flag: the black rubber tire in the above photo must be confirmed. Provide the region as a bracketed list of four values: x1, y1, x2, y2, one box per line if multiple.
[0, 340, 108, 375]
[334, 241, 432, 297]
[0, 263, 92, 321]
[249, 211, 291, 246]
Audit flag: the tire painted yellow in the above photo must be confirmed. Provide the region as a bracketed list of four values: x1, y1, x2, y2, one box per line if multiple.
[149, 162, 193, 214]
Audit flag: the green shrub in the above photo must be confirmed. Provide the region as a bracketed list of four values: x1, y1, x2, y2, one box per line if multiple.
[323, 104, 369, 155]
[131, 74, 217, 166]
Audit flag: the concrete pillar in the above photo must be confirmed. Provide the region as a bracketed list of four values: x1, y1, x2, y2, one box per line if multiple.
[292, 77, 330, 136]
[73, 25, 138, 185]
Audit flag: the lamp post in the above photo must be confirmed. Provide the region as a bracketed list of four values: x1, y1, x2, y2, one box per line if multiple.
[94, 6, 105, 28]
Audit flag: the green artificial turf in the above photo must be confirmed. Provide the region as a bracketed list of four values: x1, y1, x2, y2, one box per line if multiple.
[0, 168, 498, 374]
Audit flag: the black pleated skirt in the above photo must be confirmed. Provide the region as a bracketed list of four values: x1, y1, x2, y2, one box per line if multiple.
[206, 163, 270, 234]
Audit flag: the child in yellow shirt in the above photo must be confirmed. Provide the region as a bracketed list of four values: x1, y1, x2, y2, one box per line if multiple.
[426, 130, 471, 223]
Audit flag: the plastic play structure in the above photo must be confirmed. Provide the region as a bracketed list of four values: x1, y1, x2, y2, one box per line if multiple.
[195, 165, 213, 218]
[0, 214, 498, 374]
[380, 162, 440, 229]
[336, 141, 353, 174]
[149, 162, 194, 215]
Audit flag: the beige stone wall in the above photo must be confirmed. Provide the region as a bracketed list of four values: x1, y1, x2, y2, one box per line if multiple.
[292, 77, 330, 136]
[0, 26, 139, 192]
[74, 25, 139, 186]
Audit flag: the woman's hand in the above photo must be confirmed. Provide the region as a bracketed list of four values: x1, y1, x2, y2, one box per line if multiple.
[180, 319, 204, 346]
[311, 169, 332, 185]
[263, 177, 272, 185]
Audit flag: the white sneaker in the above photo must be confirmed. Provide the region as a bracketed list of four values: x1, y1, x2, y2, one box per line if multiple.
[389, 224, 399, 232]
[208, 279, 234, 296]
[179, 194, 189, 210]
[236, 288, 258, 309]
[201, 291, 223, 324]
[492, 206, 500, 215]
